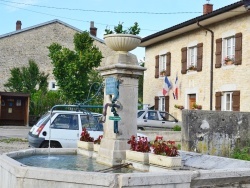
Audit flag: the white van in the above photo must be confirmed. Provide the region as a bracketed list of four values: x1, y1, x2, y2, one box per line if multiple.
[28, 111, 103, 148]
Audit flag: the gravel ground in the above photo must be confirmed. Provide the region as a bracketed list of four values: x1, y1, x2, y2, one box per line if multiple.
[0, 140, 30, 155]
[0, 126, 30, 154]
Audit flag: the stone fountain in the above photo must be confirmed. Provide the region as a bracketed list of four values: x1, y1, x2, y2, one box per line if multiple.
[1, 34, 250, 187]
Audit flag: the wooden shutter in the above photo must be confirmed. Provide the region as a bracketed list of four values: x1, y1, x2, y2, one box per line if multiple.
[234, 33, 242, 65]
[155, 55, 159, 78]
[165, 96, 169, 112]
[232, 90, 240, 111]
[215, 38, 222, 68]
[215, 92, 222, 111]
[166, 52, 171, 76]
[197, 43, 203, 72]
[181, 47, 187, 74]
[154, 96, 159, 110]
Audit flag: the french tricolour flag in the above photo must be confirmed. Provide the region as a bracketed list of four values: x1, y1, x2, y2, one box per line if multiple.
[173, 75, 178, 100]
[162, 76, 172, 96]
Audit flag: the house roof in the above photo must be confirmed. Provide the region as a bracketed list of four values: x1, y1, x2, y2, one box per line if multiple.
[0, 19, 104, 44]
[140, 0, 249, 47]
[0, 92, 30, 97]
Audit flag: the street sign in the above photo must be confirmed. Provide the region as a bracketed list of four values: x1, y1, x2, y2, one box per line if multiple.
[105, 77, 119, 101]
[109, 116, 121, 121]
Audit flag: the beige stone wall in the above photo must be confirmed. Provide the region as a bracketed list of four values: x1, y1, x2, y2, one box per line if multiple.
[144, 13, 250, 120]
[0, 22, 115, 90]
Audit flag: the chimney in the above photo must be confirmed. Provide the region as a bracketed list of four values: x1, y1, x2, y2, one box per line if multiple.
[90, 21, 97, 37]
[16, 20, 22, 30]
[203, 3, 213, 14]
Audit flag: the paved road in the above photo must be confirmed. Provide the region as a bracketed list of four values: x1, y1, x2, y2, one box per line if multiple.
[0, 126, 30, 139]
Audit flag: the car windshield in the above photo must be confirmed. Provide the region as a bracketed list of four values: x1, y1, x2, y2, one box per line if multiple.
[137, 111, 145, 118]
[159, 112, 176, 121]
[35, 112, 55, 127]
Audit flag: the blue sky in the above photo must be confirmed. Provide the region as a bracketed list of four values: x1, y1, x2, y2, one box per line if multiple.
[0, 0, 239, 61]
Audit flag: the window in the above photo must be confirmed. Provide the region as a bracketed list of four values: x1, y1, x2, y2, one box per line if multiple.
[145, 111, 159, 120]
[155, 52, 171, 78]
[181, 43, 203, 74]
[50, 81, 57, 90]
[154, 96, 169, 112]
[222, 92, 233, 111]
[215, 33, 242, 68]
[158, 97, 165, 111]
[51, 114, 79, 130]
[159, 54, 167, 77]
[223, 36, 235, 62]
[188, 46, 197, 69]
[216, 91, 240, 111]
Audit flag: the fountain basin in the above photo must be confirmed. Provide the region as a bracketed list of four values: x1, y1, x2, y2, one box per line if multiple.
[1, 148, 250, 187]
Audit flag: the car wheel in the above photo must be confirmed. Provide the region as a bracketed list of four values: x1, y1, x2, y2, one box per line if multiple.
[138, 127, 144, 131]
[41, 141, 61, 148]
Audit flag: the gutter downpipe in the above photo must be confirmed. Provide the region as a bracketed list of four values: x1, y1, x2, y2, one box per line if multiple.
[197, 21, 214, 110]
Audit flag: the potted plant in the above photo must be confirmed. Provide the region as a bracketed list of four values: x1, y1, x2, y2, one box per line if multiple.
[77, 128, 94, 150]
[126, 135, 150, 164]
[224, 56, 234, 65]
[192, 103, 202, 110]
[93, 135, 103, 152]
[149, 137, 181, 168]
[174, 104, 184, 110]
[187, 63, 197, 71]
[104, 22, 141, 53]
[160, 70, 166, 77]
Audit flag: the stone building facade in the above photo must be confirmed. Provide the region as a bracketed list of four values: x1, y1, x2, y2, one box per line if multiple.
[140, 1, 250, 120]
[0, 19, 115, 91]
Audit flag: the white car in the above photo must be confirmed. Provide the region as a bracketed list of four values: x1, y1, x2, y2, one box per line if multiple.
[137, 110, 181, 130]
[28, 110, 147, 148]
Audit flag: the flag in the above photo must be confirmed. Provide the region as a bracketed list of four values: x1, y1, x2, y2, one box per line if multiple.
[162, 76, 172, 96]
[173, 74, 178, 100]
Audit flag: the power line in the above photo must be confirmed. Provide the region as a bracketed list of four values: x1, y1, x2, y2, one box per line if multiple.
[0, 0, 202, 15]
[0, 2, 159, 32]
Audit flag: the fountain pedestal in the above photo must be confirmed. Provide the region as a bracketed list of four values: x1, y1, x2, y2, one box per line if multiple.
[96, 52, 146, 166]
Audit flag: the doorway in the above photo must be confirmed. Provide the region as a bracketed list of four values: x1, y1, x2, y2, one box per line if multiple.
[189, 94, 196, 109]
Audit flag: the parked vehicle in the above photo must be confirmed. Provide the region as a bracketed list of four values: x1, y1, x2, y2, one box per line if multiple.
[137, 110, 181, 130]
[28, 110, 148, 148]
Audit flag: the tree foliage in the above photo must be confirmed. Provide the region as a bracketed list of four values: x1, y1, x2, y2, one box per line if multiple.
[48, 31, 103, 103]
[30, 90, 65, 116]
[4, 60, 49, 93]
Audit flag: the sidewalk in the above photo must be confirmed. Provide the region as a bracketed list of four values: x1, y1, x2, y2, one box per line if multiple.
[0, 126, 30, 139]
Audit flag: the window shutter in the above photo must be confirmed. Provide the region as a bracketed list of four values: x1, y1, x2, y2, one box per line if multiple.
[181, 47, 187, 74]
[197, 43, 203, 72]
[165, 96, 169, 112]
[232, 90, 240, 111]
[155, 55, 159, 78]
[215, 92, 222, 111]
[154, 96, 159, 110]
[215, 38, 222, 68]
[234, 33, 242, 65]
[166, 52, 171, 76]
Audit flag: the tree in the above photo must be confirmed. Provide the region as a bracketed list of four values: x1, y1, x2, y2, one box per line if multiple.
[30, 90, 65, 116]
[4, 60, 49, 93]
[48, 31, 103, 103]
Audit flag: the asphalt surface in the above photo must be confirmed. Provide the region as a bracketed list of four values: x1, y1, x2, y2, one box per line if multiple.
[0, 126, 30, 139]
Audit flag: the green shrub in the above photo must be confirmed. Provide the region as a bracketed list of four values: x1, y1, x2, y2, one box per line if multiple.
[231, 147, 250, 161]
[172, 125, 181, 131]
